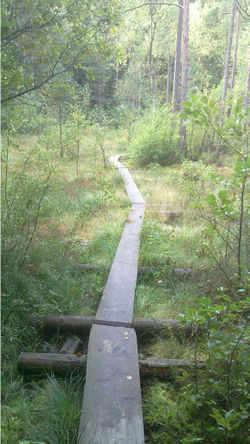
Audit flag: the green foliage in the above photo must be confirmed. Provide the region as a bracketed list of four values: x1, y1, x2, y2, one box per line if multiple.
[129, 108, 180, 167]
[181, 94, 249, 281]
[2, 0, 120, 105]
[181, 95, 249, 157]
[178, 160, 215, 202]
[179, 290, 249, 443]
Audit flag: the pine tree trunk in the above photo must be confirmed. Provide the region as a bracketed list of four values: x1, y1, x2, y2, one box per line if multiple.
[172, 0, 183, 112]
[179, 0, 189, 156]
[166, 48, 171, 107]
[228, 9, 240, 117]
[216, 0, 237, 158]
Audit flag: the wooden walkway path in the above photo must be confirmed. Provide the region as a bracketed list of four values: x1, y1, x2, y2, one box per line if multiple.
[78, 155, 145, 443]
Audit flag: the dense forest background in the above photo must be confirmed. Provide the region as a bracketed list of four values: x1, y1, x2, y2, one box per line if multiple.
[2, 0, 249, 443]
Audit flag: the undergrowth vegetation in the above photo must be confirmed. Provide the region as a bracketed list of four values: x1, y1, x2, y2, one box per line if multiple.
[2, 124, 129, 444]
[2, 97, 249, 444]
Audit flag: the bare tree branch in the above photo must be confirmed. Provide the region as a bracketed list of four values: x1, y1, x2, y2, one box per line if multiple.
[237, 0, 250, 20]
[122, 2, 183, 14]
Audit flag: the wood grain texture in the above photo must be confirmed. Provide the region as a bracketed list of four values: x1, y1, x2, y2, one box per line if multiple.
[78, 324, 144, 444]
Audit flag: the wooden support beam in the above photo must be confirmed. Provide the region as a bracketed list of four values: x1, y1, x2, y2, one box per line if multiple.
[19, 352, 205, 377]
[32, 315, 193, 336]
[75, 263, 193, 276]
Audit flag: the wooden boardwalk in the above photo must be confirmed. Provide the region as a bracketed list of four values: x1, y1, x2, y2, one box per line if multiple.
[78, 155, 145, 443]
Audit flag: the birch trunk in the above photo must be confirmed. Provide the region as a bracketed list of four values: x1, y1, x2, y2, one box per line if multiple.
[179, 0, 189, 156]
[149, 7, 157, 118]
[166, 48, 171, 107]
[172, 0, 183, 112]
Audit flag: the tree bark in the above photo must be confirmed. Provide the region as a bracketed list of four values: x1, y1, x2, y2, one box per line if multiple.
[179, 0, 189, 156]
[228, 9, 241, 117]
[172, 0, 183, 112]
[149, 6, 157, 118]
[216, 0, 237, 158]
[166, 47, 171, 107]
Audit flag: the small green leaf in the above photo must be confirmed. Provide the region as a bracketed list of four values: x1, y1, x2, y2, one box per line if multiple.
[206, 194, 217, 208]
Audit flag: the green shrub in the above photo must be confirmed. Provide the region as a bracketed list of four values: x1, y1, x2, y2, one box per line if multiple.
[129, 108, 180, 167]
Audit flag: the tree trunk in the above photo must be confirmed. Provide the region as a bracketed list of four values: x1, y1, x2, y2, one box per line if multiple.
[76, 116, 80, 179]
[179, 0, 189, 156]
[244, 46, 250, 110]
[216, 0, 237, 158]
[172, 0, 183, 112]
[228, 9, 240, 117]
[149, 7, 157, 119]
[138, 56, 141, 111]
[59, 101, 63, 158]
[166, 48, 171, 107]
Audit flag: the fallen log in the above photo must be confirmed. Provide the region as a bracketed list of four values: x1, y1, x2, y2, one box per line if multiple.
[139, 358, 205, 378]
[18, 352, 205, 377]
[19, 352, 87, 374]
[32, 315, 193, 337]
[74, 263, 193, 276]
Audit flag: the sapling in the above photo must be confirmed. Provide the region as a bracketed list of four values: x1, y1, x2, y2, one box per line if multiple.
[181, 95, 249, 281]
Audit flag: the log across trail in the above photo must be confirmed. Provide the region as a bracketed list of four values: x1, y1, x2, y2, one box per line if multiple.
[78, 155, 145, 444]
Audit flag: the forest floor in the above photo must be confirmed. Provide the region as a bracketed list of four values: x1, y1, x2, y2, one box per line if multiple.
[2, 127, 238, 444]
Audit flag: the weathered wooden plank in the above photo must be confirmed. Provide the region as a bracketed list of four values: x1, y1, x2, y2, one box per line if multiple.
[93, 156, 145, 327]
[59, 337, 82, 354]
[32, 315, 193, 336]
[78, 324, 144, 444]
[19, 352, 205, 377]
[95, 203, 145, 327]
[110, 155, 145, 205]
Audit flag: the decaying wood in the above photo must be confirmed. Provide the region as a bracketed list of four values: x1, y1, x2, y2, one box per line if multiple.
[59, 337, 82, 354]
[139, 357, 205, 377]
[19, 352, 205, 377]
[32, 315, 193, 336]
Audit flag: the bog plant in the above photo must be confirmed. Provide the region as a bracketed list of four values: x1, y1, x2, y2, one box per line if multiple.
[129, 107, 180, 167]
